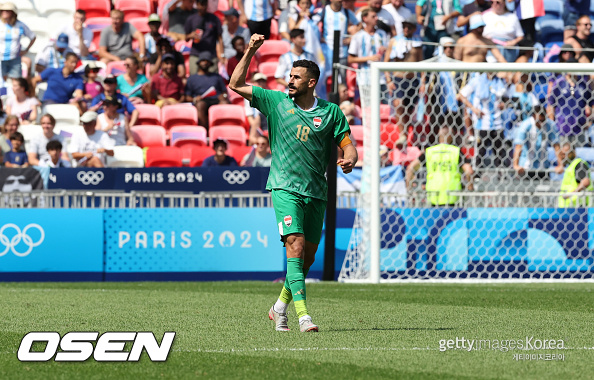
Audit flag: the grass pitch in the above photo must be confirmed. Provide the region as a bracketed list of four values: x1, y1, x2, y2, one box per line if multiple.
[0, 281, 593, 380]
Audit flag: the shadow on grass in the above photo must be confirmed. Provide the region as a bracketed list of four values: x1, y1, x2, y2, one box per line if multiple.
[325, 327, 456, 332]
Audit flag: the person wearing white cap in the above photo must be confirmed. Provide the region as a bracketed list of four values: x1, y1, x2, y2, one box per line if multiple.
[69, 111, 115, 168]
[454, 14, 506, 63]
[0, 2, 36, 80]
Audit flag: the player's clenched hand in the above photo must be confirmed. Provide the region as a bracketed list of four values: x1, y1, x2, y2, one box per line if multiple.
[248, 34, 265, 51]
[337, 158, 355, 174]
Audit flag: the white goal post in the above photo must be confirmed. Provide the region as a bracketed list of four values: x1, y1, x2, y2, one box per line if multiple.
[339, 61, 594, 283]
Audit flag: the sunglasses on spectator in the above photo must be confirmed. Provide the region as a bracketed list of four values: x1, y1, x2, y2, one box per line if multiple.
[580, 23, 592, 26]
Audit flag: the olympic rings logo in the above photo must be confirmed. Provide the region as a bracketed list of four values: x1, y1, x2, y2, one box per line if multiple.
[222, 170, 250, 185]
[77, 171, 104, 185]
[0, 224, 45, 257]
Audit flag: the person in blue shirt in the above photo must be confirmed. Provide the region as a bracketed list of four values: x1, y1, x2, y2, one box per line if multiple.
[512, 105, 563, 179]
[31, 52, 84, 106]
[202, 138, 238, 167]
[89, 75, 139, 127]
[4, 132, 28, 168]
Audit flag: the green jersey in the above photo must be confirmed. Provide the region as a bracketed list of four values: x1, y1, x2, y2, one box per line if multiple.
[251, 86, 350, 200]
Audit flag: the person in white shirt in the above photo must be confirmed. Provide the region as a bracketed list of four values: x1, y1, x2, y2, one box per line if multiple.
[96, 96, 135, 146]
[69, 111, 114, 167]
[382, 0, 413, 38]
[57, 9, 93, 58]
[27, 113, 67, 165]
[482, 0, 524, 62]
[356, 0, 396, 37]
[348, 8, 389, 87]
[5, 78, 39, 124]
[39, 140, 71, 168]
[275, 28, 315, 89]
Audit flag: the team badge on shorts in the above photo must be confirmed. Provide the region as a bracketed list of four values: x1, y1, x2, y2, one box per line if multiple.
[284, 215, 292, 227]
[313, 117, 322, 128]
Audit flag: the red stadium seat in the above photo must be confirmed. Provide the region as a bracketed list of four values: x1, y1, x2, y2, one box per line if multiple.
[229, 145, 253, 165]
[350, 125, 364, 146]
[131, 125, 167, 147]
[135, 104, 162, 125]
[170, 125, 208, 147]
[390, 146, 421, 167]
[270, 18, 280, 40]
[106, 60, 127, 75]
[258, 40, 290, 63]
[227, 87, 245, 106]
[184, 146, 215, 167]
[162, 104, 198, 131]
[208, 104, 248, 131]
[86, 17, 111, 52]
[145, 146, 183, 167]
[76, 0, 111, 18]
[115, 0, 152, 21]
[128, 17, 151, 34]
[380, 123, 400, 150]
[380, 104, 393, 123]
[258, 61, 283, 91]
[209, 125, 247, 148]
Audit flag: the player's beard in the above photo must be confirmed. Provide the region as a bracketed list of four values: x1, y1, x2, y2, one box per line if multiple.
[288, 85, 307, 99]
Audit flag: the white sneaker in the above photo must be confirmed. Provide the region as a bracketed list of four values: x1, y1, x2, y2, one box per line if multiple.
[299, 317, 318, 332]
[268, 306, 290, 331]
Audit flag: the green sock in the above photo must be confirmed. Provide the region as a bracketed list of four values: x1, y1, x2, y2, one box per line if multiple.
[286, 258, 308, 318]
[279, 266, 310, 305]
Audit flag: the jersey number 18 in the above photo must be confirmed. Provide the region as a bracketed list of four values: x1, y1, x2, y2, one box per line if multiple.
[296, 124, 310, 142]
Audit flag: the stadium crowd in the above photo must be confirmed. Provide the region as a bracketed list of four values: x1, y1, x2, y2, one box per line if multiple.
[0, 0, 592, 173]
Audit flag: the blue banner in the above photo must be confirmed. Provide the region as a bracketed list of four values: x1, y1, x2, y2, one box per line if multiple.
[104, 209, 284, 275]
[48, 167, 270, 193]
[0, 210, 103, 277]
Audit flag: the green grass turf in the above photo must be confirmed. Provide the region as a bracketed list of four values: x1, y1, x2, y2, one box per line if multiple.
[0, 282, 593, 380]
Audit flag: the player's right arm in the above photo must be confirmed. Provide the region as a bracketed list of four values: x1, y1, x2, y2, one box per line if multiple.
[229, 34, 265, 102]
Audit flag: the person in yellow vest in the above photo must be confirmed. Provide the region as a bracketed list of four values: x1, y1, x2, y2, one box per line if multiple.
[406, 127, 474, 206]
[558, 143, 593, 207]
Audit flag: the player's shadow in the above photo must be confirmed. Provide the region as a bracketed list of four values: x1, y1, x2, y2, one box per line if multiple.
[325, 327, 456, 332]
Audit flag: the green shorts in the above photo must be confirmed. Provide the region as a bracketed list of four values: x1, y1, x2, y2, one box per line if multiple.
[271, 189, 327, 245]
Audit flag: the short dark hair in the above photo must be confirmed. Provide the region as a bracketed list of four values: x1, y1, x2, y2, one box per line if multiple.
[231, 35, 244, 48]
[289, 28, 305, 40]
[76, 9, 86, 17]
[293, 59, 320, 83]
[65, 52, 79, 62]
[46, 140, 63, 151]
[12, 77, 29, 94]
[9, 132, 24, 143]
[213, 139, 227, 149]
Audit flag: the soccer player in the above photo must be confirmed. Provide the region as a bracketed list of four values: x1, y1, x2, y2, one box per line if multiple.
[229, 34, 358, 332]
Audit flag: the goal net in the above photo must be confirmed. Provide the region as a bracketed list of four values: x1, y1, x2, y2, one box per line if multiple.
[339, 61, 594, 283]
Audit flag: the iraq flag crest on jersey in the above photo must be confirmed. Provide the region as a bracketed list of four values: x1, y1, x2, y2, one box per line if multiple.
[313, 117, 322, 128]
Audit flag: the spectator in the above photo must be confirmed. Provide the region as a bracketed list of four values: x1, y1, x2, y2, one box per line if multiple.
[379, 145, 392, 167]
[416, 0, 461, 59]
[56, 9, 93, 58]
[4, 131, 28, 168]
[149, 38, 186, 79]
[245, 72, 268, 144]
[508, 0, 544, 43]
[436, 36, 455, 60]
[35, 33, 74, 74]
[454, 14, 506, 63]
[185, 51, 229, 128]
[559, 43, 577, 63]
[145, 14, 166, 55]
[31, 52, 84, 106]
[0, 2, 36, 80]
[97, 96, 135, 146]
[547, 66, 593, 146]
[38, 140, 70, 168]
[357, 0, 396, 36]
[151, 53, 185, 107]
[185, 0, 223, 75]
[90, 76, 139, 127]
[514, 38, 535, 64]
[202, 138, 238, 166]
[83, 62, 104, 109]
[117, 55, 149, 104]
[99, 9, 146, 64]
[237, 0, 276, 39]
[222, 8, 251, 62]
[348, 9, 389, 87]
[167, 0, 197, 42]
[405, 127, 474, 206]
[241, 134, 272, 167]
[512, 105, 562, 178]
[563, 0, 592, 41]
[275, 29, 315, 90]
[27, 114, 67, 166]
[457, 0, 491, 29]
[0, 115, 18, 162]
[316, 0, 358, 80]
[383, 0, 413, 37]
[5, 78, 39, 124]
[565, 15, 594, 64]
[384, 14, 423, 147]
[227, 36, 259, 80]
[482, 0, 524, 63]
[457, 72, 513, 167]
[69, 111, 114, 167]
[339, 83, 360, 125]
